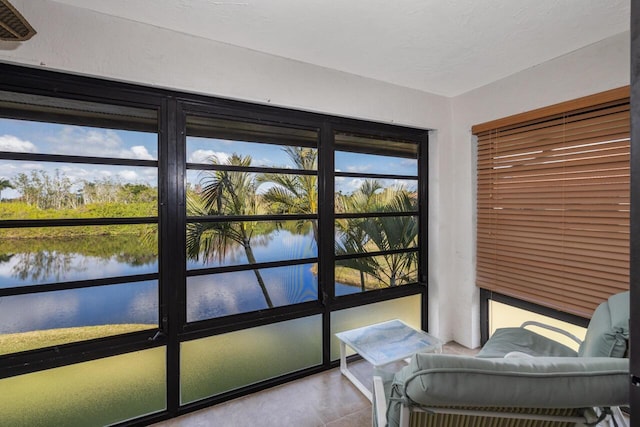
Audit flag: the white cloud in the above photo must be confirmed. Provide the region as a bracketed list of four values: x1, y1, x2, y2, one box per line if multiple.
[83, 128, 121, 149]
[400, 158, 417, 166]
[346, 164, 372, 173]
[0, 163, 18, 172]
[255, 157, 275, 167]
[47, 126, 156, 160]
[118, 170, 139, 181]
[335, 177, 364, 194]
[20, 163, 41, 170]
[0, 135, 37, 153]
[188, 149, 230, 164]
[129, 287, 158, 321]
[129, 145, 154, 160]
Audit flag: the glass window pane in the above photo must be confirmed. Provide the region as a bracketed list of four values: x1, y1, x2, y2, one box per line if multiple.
[187, 264, 317, 321]
[0, 90, 157, 128]
[330, 295, 421, 360]
[335, 216, 418, 255]
[188, 137, 317, 170]
[187, 169, 317, 216]
[186, 115, 317, 149]
[335, 178, 417, 213]
[0, 225, 158, 288]
[186, 220, 317, 269]
[0, 117, 158, 160]
[335, 151, 417, 176]
[0, 280, 158, 354]
[181, 315, 321, 403]
[0, 347, 166, 426]
[335, 132, 418, 158]
[0, 160, 157, 214]
[335, 253, 417, 294]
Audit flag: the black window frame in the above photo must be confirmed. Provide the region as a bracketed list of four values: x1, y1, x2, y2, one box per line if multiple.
[0, 63, 429, 425]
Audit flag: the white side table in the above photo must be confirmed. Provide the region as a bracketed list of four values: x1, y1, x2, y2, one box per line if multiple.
[335, 319, 442, 401]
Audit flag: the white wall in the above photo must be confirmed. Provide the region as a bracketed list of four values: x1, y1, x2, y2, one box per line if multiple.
[0, 0, 455, 341]
[0, 0, 630, 348]
[0, 0, 450, 130]
[449, 31, 630, 348]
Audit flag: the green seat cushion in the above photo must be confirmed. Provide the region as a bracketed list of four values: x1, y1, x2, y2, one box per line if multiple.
[477, 327, 578, 358]
[386, 354, 629, 427]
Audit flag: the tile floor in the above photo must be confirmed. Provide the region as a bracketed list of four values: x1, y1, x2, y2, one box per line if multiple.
[151, 342, 478, 427]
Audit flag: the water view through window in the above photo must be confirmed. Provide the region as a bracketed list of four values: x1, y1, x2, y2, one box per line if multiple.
[0, 107, 160, 353]
[0, 113, 422, 353]
[0, 72, 428, 425]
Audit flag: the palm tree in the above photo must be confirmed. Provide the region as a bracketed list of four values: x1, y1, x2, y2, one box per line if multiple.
[335, 180, 384, 290]
[358, 191, 418, 286]
[258, 147, 318, 242]
[186, 154, 274, 308]
[0, 178, 13, 202]
[336, 183, 418, 288]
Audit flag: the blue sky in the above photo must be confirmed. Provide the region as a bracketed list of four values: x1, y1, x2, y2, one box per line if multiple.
[0, 118, 157, 199]
[0, 118, 417, 199]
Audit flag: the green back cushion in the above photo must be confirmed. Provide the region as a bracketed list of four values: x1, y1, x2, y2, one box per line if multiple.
[578, 291, 629, 357]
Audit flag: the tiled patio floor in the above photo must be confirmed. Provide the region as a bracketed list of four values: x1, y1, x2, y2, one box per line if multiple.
[151, 342, 478, 427]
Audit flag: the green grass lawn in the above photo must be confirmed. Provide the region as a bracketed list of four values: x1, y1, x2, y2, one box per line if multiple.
[0, 324, 156, 355]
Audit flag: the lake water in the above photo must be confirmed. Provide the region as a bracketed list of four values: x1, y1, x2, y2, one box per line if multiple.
[0, 229, 358, 334]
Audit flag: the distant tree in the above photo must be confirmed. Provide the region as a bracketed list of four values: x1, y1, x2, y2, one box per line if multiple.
[0, 178, 13, 201]
[82, 178, 120, 204]
[119, 183, 157, 204]
[11, 170, 75, 209]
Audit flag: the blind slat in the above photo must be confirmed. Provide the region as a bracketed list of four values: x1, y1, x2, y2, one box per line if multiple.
[479, 231, 629, 247]
[477, 245, 628, 268]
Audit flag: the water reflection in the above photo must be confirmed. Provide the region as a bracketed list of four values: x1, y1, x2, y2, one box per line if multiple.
[0, 228, 355, 339]
[0, 280, 158, 334]
[0, 234, 158, 288]
[187, 226, 317, 269]
[187, 264, 319, 321]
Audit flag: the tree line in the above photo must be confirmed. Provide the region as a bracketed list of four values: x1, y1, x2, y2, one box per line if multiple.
[3, 170, 156, 209]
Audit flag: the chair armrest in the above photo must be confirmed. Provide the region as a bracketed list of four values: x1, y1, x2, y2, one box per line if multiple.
[521, 321, 583, 346]
[373, 375, 387, 427]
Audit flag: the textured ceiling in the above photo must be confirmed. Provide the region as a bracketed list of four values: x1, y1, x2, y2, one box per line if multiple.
[51, 0, 629, 96]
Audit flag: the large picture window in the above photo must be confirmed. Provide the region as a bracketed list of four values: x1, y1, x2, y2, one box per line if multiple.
[0, 64, 428, 425]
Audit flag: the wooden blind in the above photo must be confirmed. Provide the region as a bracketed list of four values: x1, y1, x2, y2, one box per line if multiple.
[473, 88, 630, 318]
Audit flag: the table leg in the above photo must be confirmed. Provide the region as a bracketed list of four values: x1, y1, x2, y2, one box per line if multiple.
[339, 341, 373, 401]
